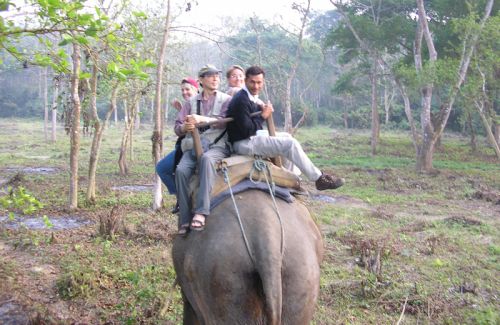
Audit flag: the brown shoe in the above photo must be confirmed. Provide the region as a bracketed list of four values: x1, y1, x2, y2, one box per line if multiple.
[315, 173, 345, 190]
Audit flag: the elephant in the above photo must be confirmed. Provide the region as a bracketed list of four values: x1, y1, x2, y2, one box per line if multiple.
[172, 189, 324, 325]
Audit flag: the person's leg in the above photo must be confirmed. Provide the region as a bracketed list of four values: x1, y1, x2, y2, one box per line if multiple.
[236, 137, 343, 190]
[232, 138, 253, 155]
[192, 146, 230, 226]
[156, 149, 177, 194]
[276, 132, 301, 176]
[251, 136, 322, 181]
[175, 151, 197, 230]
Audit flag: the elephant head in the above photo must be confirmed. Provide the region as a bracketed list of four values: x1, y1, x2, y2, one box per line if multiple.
[172, 189, 324, 325]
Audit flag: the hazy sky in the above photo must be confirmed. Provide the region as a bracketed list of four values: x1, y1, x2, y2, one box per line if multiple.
[173, 0, 334, 31]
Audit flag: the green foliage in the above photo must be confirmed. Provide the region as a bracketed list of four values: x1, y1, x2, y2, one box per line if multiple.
[322, 0, 499, 136]
[225, 19, 325, 123]
[468, 306, 500, 325]
[0, 0, 9, 11]
[0, 0, 157, 121]
[0, 186, 44, 215]
[42, 215, 53, 228]
[55, 237, 182, 322]
[487, 244, 500, 256]
[0, 120, 498, 323]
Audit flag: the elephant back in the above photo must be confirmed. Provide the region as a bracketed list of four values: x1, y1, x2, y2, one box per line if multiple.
[173, 189, 323, 324]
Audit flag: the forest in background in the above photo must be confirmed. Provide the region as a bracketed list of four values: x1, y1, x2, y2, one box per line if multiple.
[0, 0, 499, 207]
[1, 1, 499, 323]
[1, 1, 498, 130]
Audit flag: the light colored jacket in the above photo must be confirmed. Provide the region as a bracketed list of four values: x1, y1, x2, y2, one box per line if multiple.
[181, 91, 231, 153]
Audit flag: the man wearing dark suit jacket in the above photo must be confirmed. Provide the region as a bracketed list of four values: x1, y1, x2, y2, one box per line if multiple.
[226, 65, 344, 191]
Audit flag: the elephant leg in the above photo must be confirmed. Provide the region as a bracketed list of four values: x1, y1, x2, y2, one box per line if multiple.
[182, 293, 201, 325]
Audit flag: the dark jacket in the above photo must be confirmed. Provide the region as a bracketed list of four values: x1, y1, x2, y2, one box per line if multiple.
[226, 89, 265, 144]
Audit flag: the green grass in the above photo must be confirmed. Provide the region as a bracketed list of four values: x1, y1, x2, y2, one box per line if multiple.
[56, 237, 182, 323]
[1, 119, 499, 324]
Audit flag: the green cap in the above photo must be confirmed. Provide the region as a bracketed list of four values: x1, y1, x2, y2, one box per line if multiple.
[198, 64, 221, 78]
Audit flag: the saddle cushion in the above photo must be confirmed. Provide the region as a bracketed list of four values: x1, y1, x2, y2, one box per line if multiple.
[210, 179, 293, 210]
[188, 155, 301, 209]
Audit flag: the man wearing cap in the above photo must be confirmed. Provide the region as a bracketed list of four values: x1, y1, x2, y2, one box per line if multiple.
[156, 78, 199, 213]
[174, 64, 232, 235]
[227, 65, 345, 191]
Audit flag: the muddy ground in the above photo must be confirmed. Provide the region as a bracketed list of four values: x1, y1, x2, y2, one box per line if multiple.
[0, 122, 499, 324]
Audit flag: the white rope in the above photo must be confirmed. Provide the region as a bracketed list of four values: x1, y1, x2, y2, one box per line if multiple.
[222, 165, 256, 265]
[250, 157, 285, 257]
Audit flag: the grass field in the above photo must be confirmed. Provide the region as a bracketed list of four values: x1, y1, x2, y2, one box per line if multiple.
[0, 119, 499, 324]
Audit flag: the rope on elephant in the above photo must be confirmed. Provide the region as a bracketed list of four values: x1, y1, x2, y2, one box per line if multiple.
[249, 157, 285, 258]
[222, 165, 256, 265]
[249, 159, 276, 193]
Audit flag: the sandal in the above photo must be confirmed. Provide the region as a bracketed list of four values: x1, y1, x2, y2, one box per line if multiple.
[178, 223, 190, 236]
[190, 214, 206, 232]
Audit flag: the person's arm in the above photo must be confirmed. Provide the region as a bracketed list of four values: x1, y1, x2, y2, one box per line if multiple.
[191, 95, 232, 128]
[209, 96, 232, 129]
[174, 101, 192, 136]
[172, 99, 183, 111]
[230, 96, 264, 139]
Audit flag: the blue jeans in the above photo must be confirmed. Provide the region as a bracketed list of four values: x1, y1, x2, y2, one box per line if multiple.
[156, 149, 177, 194]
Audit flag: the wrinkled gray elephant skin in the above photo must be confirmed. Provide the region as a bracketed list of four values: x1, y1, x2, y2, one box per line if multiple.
[173, 190, 324, 325]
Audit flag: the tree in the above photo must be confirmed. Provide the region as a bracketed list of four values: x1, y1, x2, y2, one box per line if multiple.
[226, 15, 324, 129]
[85, 3, 153, 203]
[460, 15, 500, 159]
[118, 82, 146, 175]
[328, 0, 415, 155]
[152, 0, 172, 210]
[282, 0, 312, 133]
[68, 42, 81, 209]
[413, 0, 495, 171]
[326, 0, 496, 171]
[1, 0, 121, 208]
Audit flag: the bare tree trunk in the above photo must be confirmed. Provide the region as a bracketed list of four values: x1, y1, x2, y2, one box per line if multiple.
[283, 0, 311, 133]
[51, 75, 60, 143]
[384, 86, 390, 125]
[415, 135, 436, 172]
[343, 96, 350, 129]
[370, 61, 379, 155]
[415, 0, 494, 171]
[475, 104, 500, 159]
[395, 81, 419, 155]
[86, 59, 100, 203]
[284, 80, 293, 132]
[291, 61, 323, 134]
[152, 0, 171, 210]
[114, 102, 118, 125]
[383, 79, 395, 124]
[118, 126, 131, 175]
[164, 84, 170, 124]
[123, 99, 128, 124]
[474, 62, 500, 159]
[466, 111, 477, 152]
[42, 68, 49, 141]
[85, 53, 121, 203]
[415, 1, 437, 172]
[150, 97, 154, 124]
[135, 99, 141, 130]
[69, 43, 82, 210]
[87, 83, 119, 202]
[118, 93, 139, 175]
[494, 121, 500, 146]
[129, 118, 134, 162]
[63, 79, 72, 135]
